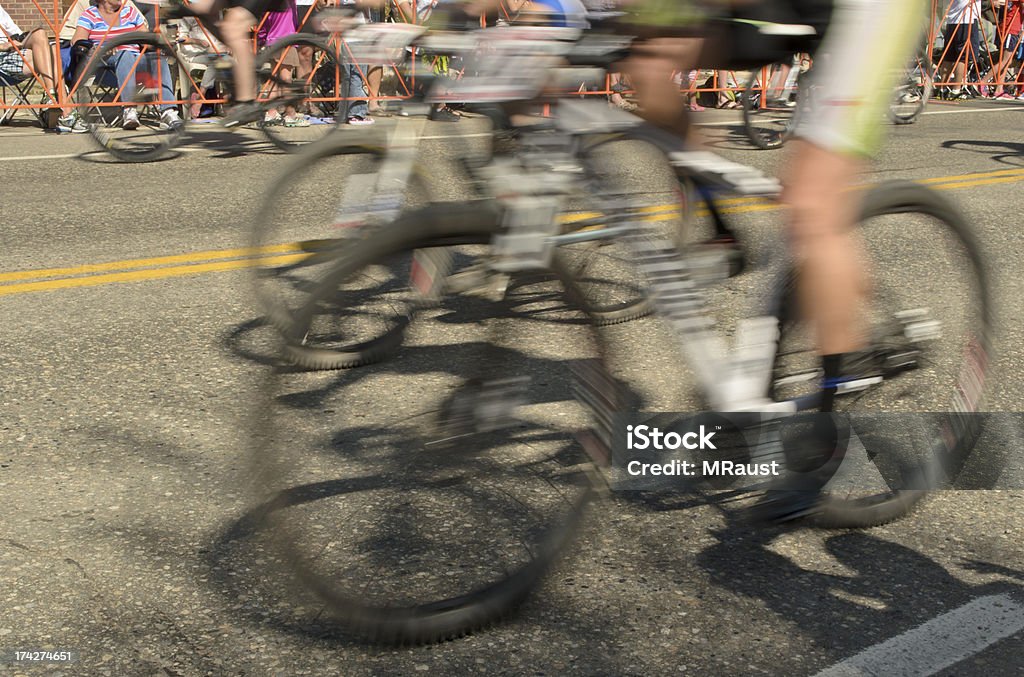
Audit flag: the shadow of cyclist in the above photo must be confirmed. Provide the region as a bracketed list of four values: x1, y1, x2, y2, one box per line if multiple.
[941, 139, 1024, 168]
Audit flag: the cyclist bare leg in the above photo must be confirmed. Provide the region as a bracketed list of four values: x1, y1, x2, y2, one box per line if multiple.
[219, 6, 260, 124]
[625, 37, 700, 136]
[782, 140, 866, 392]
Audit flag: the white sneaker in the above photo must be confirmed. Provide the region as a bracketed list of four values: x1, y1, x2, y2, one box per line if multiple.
[123, 108, 140, 130]
[160, 108, 184, 130]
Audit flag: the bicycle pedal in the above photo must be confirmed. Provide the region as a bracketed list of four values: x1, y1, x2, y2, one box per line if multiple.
[881, 349, 921, 374]
[904, 320, 942, 342]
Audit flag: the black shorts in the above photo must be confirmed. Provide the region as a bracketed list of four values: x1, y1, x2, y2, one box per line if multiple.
[943, 22, 981, 65]
[718, 0, 836, 69]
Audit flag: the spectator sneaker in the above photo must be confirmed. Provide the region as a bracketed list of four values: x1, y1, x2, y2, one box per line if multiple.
[123, 108, 140, 130]
[222, 100, 265, 128]
[56, 113, 88, 134]
[159, 109, 184, 131]
[284, 114, 311, 127]
[263, 111, 284, 126]
[347, 115, 375, 126]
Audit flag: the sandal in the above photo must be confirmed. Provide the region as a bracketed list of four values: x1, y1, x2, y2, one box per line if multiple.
[717, 100, 740, 109]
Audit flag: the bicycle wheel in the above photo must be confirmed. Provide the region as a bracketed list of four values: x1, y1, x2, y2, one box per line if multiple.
[889, 51, 933, 125]
[251, 133, 435, 368]
[253, 204, 603, 643]
[256, 34, 348, 152]
[552, 133, 697, 325]
[768, 181, 992, 528]
[741, 65, 799, 150]
[75, 33, 185, 162]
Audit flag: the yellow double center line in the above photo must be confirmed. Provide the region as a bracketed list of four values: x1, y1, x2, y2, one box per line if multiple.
[2, 167, 1023, 298]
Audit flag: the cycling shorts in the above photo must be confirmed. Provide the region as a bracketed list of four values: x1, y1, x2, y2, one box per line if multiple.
[793, 0, 928, 157]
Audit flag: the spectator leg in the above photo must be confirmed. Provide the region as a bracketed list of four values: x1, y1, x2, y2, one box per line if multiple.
[347, 63, 368, 119]
[148, 53, 176, 111]
[109, 50, 138, 105]
[367, 66, 383, 113]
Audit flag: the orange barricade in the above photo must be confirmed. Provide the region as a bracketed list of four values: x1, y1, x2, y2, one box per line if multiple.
[3, 1, 1021, 127]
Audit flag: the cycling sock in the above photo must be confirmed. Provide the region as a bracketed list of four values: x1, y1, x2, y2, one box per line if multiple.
[820, 353, 844, 413]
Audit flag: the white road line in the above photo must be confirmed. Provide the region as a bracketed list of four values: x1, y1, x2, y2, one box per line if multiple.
[813, 593, 1024, 677]
[0, 152, 80, 161]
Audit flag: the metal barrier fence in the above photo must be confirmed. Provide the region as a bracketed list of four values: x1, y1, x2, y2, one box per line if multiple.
[1, 0, 1021, 125]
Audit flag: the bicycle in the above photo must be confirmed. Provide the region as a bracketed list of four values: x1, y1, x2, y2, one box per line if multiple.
[250, 24, 745, 370]
[71, 4, 359, 161]
[249, 23, 991, 645]
[889, 44, 934, 125]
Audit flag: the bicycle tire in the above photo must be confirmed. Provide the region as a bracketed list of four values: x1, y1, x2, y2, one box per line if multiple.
[251, 133, 433, 369]
[257, 203, 603, 643]
[76, 33, 186, 162]
[255, 34, 349, 153]
[889, 52, 933, 125]
[768, 181, 992, 528]
[741, 67, 798, 151]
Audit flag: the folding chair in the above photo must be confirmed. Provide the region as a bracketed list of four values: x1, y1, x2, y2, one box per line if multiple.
[0, 63, 49, 127]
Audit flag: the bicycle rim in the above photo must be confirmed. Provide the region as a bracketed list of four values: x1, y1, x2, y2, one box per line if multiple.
[890, 53, 933, 125]
[77, 34, 185, 162]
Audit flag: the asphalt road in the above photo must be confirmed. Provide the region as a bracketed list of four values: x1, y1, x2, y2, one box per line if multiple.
[1, 100, 1023, 677]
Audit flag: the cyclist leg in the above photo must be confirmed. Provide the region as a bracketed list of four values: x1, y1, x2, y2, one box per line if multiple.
[221, 5, 257, 102]
[218, 0, 293, 126]
[624, 37, 700, 137]
[786, 0, 927, 386]
[750, 0, 927, 521]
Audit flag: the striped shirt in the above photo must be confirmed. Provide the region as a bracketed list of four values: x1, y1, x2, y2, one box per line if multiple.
[77, 4, 146, 52]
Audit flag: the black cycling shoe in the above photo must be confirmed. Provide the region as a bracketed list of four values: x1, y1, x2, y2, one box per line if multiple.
[221, 100, 264, 128]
